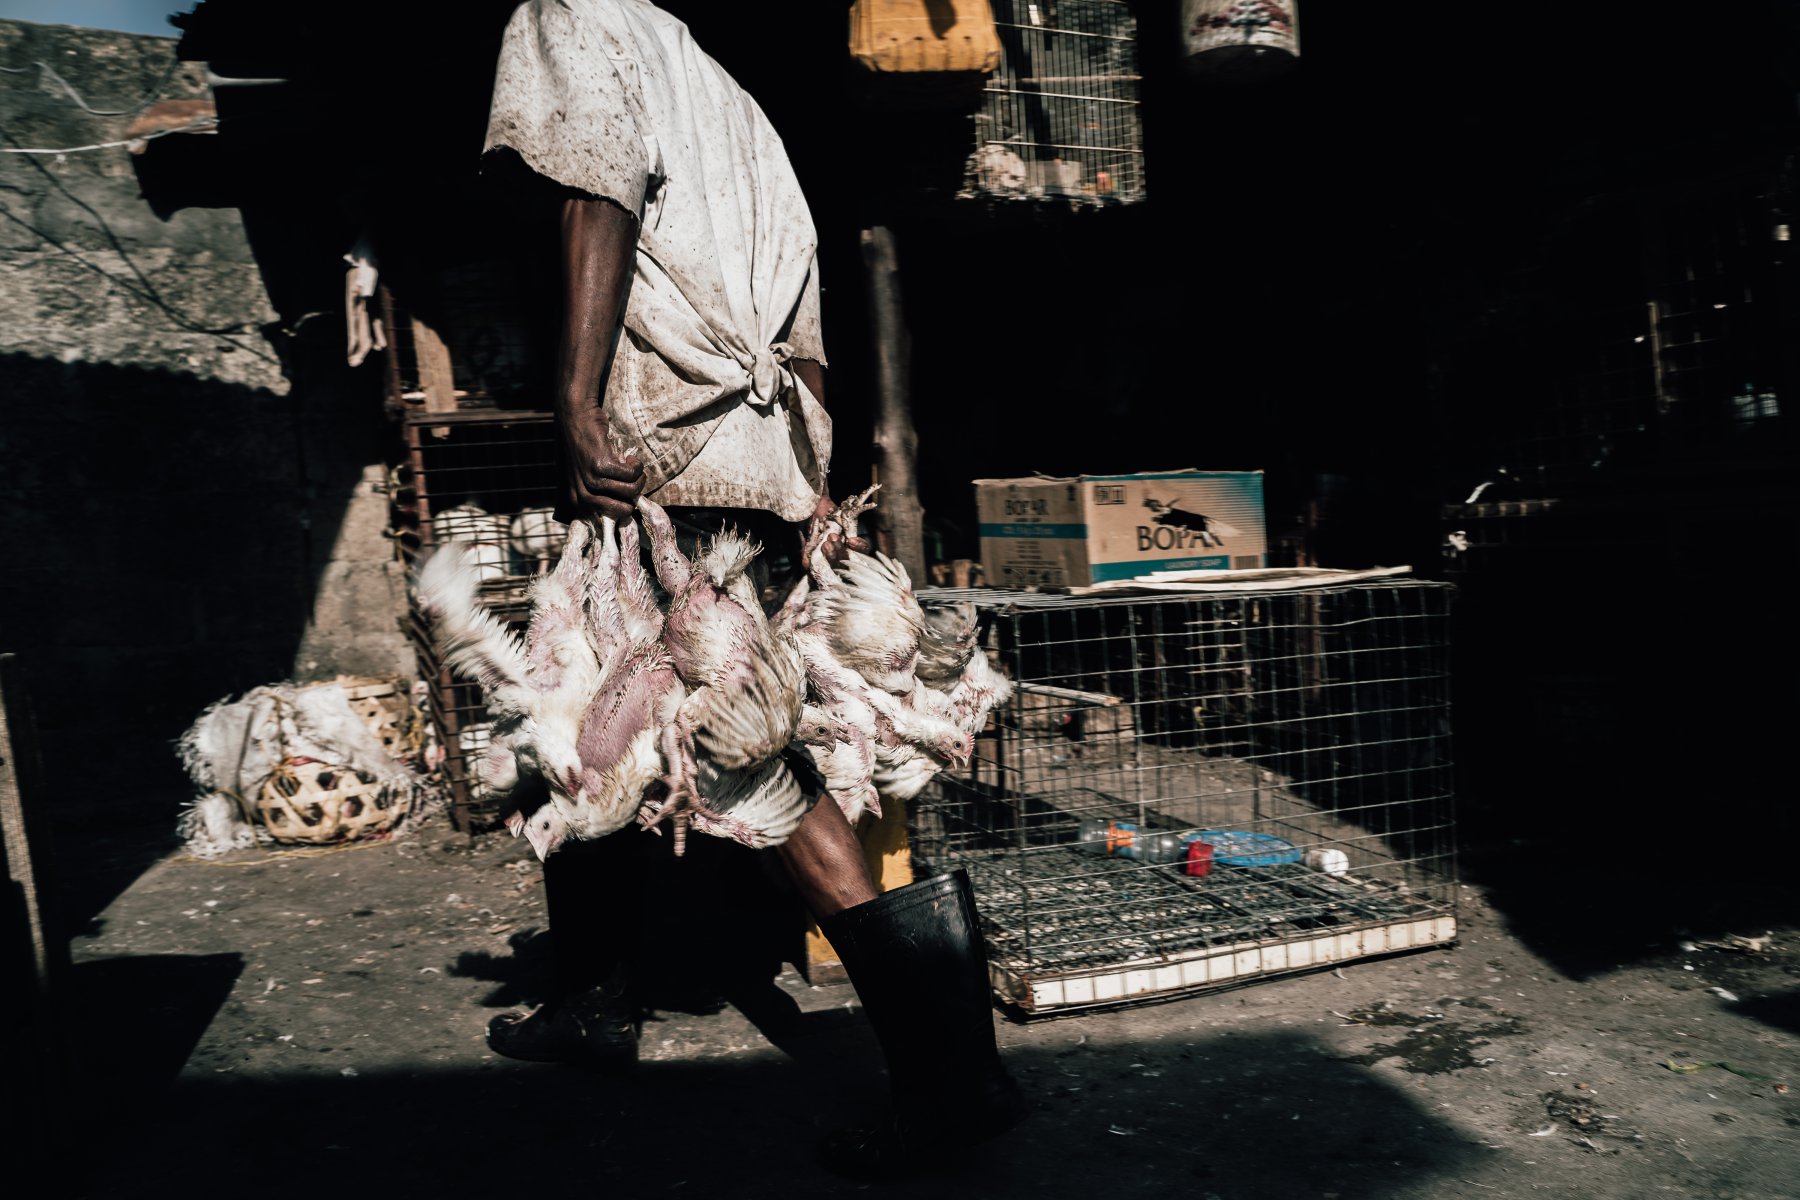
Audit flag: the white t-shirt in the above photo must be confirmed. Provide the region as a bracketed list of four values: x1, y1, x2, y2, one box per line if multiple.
[485, 0, 831, 521]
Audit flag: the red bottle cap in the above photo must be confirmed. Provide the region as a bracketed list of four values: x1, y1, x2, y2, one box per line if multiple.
[1184, 839, 1213, 877]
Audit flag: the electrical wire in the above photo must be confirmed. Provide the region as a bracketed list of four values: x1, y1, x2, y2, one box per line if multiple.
[0, 53, 186, 117]
[0, 117, 218, 154]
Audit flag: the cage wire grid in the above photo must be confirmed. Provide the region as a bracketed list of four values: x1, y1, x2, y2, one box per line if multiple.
[397, 411, 565, 830]
[407, 599, 525, 832]
[963, 0, 1145, 205]
[910, 580, 1458, 1013]
[397, 411, 563, 585]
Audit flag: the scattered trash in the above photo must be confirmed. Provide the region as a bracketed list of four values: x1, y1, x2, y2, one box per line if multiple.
[1107, 1124, 1139, 1136]
[340, 1067, 358, 1077]
[1706, 987, 1740, 1002]
[1664, 1059, 1773, 1082]
[1528, 1126, 1556, 1137]
[1690, 932, 1775, 955]
[1775, 1084, 1789, 1095]
[1541, 1090, 1639, 1144]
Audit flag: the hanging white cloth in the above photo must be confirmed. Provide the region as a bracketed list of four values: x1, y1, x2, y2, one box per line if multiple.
[485, 0, 831, 521]
[343, 236, 386, 369]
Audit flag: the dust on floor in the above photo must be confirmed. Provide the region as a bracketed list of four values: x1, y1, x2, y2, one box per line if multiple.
[53, 821, 1800, 1200]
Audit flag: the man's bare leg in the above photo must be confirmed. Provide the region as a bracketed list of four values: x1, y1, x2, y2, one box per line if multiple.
[774, 792, 878, 918]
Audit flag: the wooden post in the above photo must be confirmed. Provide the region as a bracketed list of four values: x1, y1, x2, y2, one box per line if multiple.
[411, 315, 457, 438]
[861, 225, 928, 585]
[0, 654, 71, 1153]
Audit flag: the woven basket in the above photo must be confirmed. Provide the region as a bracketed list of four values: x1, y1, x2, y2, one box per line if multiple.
[298, 675, 428, 766]
[258, 756, 413, 844]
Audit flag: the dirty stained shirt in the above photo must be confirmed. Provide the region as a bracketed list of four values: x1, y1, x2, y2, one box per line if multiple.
[485, 0, 830, 522]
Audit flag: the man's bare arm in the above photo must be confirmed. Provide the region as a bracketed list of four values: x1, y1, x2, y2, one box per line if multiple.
[558, 196, 646, 520]
[789, 357, 869, 557]
[791, 356, 826, 410]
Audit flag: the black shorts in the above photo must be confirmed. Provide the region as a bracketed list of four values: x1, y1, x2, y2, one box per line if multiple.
[662, 505, 804, 613]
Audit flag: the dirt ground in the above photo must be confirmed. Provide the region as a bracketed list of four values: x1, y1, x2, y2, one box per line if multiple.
[46, 803, 1800, 1200]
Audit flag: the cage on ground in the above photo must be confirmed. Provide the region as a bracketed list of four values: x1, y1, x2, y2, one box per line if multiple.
[910, 578, 1457, 1013]
[406, 590, 525, 834]
[394, 410, 565, 601]
[395, 409, 562, 830]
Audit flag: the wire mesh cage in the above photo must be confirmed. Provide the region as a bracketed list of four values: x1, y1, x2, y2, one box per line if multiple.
[395, 410, 564, 829]
[408, 597, 520, 833]
[961, 0, 1145, 205]
[910, 579, 1458, 1013]
[395, 411, 565, 597]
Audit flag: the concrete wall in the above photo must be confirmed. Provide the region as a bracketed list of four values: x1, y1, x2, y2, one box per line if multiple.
[0, 19, 411, 806]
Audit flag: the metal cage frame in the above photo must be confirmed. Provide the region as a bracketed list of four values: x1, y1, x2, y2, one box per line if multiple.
[909, 579, 1458, 1013]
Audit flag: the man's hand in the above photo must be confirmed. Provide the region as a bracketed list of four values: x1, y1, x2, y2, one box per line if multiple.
[809, 492, 871, 565]
[562, 424, 645, 521]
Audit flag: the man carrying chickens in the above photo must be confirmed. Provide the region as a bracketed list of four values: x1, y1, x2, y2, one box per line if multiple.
[464, 0, 1023, 1179]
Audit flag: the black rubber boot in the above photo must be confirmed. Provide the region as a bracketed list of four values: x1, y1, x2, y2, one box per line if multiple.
[486, 963, 639, 1071]
[488, 828, 641, 1070]
[815, 870, 1025, 1179]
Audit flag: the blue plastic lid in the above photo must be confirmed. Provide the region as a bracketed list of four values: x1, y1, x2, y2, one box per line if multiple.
[1194, 830, 1302, 866]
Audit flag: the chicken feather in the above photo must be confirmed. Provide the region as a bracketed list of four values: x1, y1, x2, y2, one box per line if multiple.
[636, 496, 810, 852]
[418, 517, 675, 860]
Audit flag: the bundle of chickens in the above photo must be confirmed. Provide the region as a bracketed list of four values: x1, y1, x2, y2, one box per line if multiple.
[415, 487, 1011, 860]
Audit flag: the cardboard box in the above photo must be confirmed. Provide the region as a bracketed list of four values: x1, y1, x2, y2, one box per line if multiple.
[975, 470, 1266, 588]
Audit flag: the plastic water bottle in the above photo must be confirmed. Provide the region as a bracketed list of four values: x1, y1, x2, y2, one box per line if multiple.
[1075, 819, 1188, 864]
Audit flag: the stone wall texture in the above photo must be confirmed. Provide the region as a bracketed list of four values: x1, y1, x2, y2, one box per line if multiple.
[0, 19, 411, 807]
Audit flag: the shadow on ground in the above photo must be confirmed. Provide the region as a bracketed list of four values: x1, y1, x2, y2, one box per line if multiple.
[52, 804, 188, 938]
[72, 1027, 1492, 1200]
[66, 952, 245, 1116]
[1448, 484, 1798, 980]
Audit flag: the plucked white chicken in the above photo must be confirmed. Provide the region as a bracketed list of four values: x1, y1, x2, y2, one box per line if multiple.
[416, 517, 679, 861]
[783, 490, 978, 822]
[634, 496, 813, 851]
[799, 502, 924, 697]
[865, 664, 1011, 811]
[420, 486, 1011, 857]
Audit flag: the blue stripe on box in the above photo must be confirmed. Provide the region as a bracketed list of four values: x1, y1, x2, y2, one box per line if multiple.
[1089, 556, 1230, 581]
[978, 523, 1088, 539]
[1087, 471, 1262, 483]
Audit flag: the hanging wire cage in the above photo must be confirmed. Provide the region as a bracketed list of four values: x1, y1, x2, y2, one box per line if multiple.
[910, 579, 1458, 1013]
[961, 0, 1146, 205]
